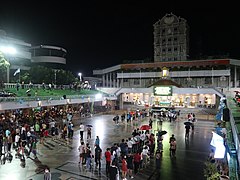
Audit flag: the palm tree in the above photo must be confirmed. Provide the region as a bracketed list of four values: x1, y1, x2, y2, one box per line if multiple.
[0, 51, 10, 83]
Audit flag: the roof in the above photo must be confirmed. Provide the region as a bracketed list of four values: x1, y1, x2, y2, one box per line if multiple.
[148, 78, 182, 88]
[121, 59, 230, 70]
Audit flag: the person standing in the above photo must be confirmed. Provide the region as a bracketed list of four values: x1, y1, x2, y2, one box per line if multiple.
[95, 136, 100, 147]
[109, 161, 119, 180]
[94, 145, 102, 171]
[87, 126, 92, 140]
[121, 156, 128, 180]
[133, 151, 141, 174]
[170, 139, 177, 157]
[79, 123, 85, 141]
[85, 146, 92, 171]
[126, 153, 134, 179]
[149, 118, 153, 128]
[44, 168, 51, 180]
[169, 134, 176, 156]
[155, 149, 161, 169]
[185, 125, 191, 139]
[78, 141, 85, 164]
[105, 148, 112, 177]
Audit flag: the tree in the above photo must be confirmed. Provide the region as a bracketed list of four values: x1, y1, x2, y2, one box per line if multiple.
[0, 51, 10, 83]
[28, 65, 76, 85]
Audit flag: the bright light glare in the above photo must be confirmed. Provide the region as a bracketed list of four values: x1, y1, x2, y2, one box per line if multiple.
[210, 131, 225, 159]
[214, 144, 225, 159]
[94, 118, 105, 138]
[0, 46, 16, 54]
[78, 72, 82, 76]
[227, 152, 230, 162]
[95, 93, 102, 100]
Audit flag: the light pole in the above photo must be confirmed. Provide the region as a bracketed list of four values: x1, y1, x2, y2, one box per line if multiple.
[0, 46, 16, 83]
[78, 72, 82, 82]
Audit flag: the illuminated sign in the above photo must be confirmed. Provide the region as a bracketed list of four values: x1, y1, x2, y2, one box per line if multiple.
[153, 86, 172, 96]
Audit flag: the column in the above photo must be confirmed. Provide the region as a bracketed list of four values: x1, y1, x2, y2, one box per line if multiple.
[102, 74, 105, 87]
[106, 73, 109, 87]
[119, 94, 123, 110]
[109, 73, 112, 87]
[234, 65, 237, 88]
[113, 73, 116, 87]
[117, 78, 119, 88]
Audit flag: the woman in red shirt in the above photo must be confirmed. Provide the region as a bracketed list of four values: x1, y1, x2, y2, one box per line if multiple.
[105, 148, 111, 176]
[133, 152, 141, 174]
[122, 156, 128, 180]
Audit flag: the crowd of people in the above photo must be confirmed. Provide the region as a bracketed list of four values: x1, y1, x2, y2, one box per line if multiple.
[76, 113, 178, 180]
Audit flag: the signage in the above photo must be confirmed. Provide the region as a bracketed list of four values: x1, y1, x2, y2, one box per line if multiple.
[153, 86, 172, 96]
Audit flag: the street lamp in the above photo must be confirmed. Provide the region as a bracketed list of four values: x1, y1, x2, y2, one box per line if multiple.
[0, 46, 16, 83]
[78, 72, 82, 82]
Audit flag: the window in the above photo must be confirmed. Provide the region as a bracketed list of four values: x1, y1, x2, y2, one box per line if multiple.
[162, 48, 166, 52]
[162, 39, 166, 44]
[174, 37, 177, 41]
[168, 48, 171, 52]
[174, 47, 178, 51]
[123, 79, 128, 82]
[134, 79, 140, 85]
[204, 78, 211, 84]
[168, 38, 172, 42]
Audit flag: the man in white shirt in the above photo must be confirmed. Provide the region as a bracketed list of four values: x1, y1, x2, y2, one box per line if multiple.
[127, 138, 133, 153]
[140, 131, 146, 146]
[79, 123, 85, 140]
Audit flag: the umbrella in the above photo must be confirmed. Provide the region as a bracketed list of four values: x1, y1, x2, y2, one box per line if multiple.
[157, 130, 167, 136]
[184, 121, 193, 126]
[160, 108, 168, 112]
[86, 124, 93, 127]
[140, 124, 151, 130]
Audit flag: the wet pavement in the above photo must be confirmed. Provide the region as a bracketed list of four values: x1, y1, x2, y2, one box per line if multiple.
[0, 108, 215, 180]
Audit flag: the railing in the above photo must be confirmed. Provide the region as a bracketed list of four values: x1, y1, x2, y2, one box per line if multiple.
[3, 83, 70, 89]
[227, 97, 240, 179]
[0, 93, 117, 103]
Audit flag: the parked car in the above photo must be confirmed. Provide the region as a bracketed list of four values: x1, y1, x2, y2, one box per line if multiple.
[0, 91, 16, 97]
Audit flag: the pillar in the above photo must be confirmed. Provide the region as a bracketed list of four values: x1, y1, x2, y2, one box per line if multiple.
[102, 74, 105, 87]
[117, 78, 119, 88]
[234, 65, 237, 88]
[109, 73, 112, 87]
[106, 73, 109, 87]
[113, 73, 116, 87]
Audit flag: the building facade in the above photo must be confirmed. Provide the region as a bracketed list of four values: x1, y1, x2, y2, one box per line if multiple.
[153, 13, 189, 62]
[93, 13, 240, 89]
[0, 29, 67, 82]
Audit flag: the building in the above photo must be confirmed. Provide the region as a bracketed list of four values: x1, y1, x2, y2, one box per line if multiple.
[0, 29, 67, 82]
[93, 13, 240, 89]
[92, 13, 240, 109]
[153, 13, 189, 62]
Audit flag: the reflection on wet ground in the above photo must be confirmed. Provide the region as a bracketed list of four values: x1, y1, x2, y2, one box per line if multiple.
[0, 109, 215, 180]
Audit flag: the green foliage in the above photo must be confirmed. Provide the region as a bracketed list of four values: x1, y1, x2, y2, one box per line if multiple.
[0, 51, 10, 81]
[204, 161, 221, 180]
[28, 65, 75, 84]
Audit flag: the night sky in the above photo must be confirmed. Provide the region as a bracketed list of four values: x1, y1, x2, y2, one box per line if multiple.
[0, 2, 239, 76]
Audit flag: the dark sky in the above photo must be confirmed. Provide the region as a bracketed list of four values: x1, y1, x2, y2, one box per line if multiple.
[0, 2, 239, 76]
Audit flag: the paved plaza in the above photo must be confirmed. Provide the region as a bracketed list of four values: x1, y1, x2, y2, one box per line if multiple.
[0, 108, 215, 180]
